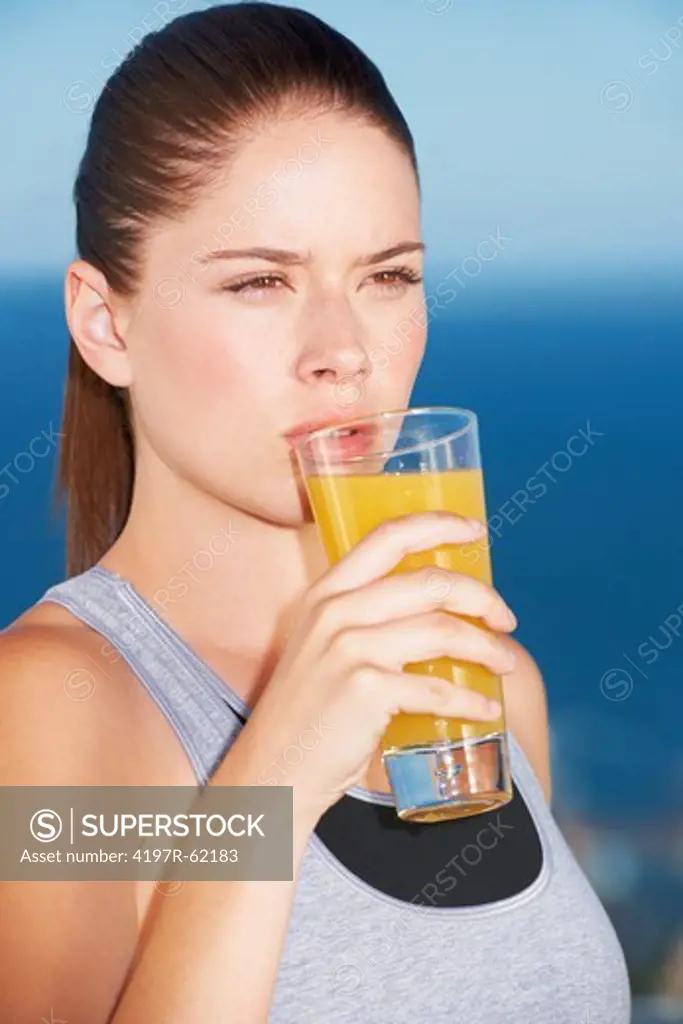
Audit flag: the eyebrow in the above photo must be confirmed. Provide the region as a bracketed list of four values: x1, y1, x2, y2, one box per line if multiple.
[193, 241, 426, 267]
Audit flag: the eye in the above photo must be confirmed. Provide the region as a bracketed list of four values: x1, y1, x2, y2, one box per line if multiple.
[367, 266, 423, 293]
[221, 274, 288, 294]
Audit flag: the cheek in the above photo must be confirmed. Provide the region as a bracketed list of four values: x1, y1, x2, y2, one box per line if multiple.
[129, 310, 284, 486]
[134, 307, 274, 421]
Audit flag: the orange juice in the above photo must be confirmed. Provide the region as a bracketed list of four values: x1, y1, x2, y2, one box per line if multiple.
[306, 468, 506, 756]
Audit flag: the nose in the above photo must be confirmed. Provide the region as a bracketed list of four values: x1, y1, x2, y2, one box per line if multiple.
[294, 295, 371, 386]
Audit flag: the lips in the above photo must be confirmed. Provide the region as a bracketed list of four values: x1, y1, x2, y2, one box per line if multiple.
[284, 415, 356, 440]
[284, 416, 379, 458]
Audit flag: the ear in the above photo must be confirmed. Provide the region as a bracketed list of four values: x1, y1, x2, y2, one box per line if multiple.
[64, 260, 133, 387]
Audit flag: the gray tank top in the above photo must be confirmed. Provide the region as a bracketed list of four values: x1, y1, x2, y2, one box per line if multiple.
[37, 566, 631, 1023]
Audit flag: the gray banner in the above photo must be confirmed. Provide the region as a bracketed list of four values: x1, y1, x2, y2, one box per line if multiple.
[0, 786, 293, 881]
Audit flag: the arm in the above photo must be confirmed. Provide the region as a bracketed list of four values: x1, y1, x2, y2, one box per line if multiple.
[0, 626, 140, 1023]
[500, 636, 552, 803]
[0, 627, 316, 1024]
[111, 737, 316, 1023]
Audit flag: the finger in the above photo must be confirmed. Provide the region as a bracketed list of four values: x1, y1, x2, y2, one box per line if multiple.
[333, 612, 517, 677]
[316, 567, 515, 635]
[359, 665, 502, 720]
[310, 511, 487, 598]
[417, 568, 517, 631]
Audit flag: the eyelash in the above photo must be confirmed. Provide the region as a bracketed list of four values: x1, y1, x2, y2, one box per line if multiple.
[221, 266, 423, 295]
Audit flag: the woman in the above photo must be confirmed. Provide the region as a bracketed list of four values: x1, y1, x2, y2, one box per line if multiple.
[0, 4, 631, 1022]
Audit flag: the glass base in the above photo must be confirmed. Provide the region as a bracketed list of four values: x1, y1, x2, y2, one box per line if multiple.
[382, 732, 512, 823]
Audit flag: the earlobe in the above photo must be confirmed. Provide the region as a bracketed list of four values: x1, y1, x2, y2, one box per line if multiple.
[64, 260, 133, 387]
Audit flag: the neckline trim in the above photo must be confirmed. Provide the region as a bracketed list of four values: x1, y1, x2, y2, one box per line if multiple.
[90, 564, 253, 717]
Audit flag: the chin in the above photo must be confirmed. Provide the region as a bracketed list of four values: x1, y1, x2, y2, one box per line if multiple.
[227, 474, 315, 528]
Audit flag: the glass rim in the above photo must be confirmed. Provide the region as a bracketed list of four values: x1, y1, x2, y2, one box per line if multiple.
[293, 405, 477, 464]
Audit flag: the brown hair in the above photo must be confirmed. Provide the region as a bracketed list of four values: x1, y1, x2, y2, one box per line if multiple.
[57, 1, 419, 576]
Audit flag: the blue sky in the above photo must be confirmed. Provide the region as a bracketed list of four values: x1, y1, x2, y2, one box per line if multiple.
[1, 0, 682, 280]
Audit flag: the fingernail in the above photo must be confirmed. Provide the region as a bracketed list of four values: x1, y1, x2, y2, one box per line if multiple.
[504, 607, 517, 629]
[466, 517, 486, 533]
[486, 699, 502, 715]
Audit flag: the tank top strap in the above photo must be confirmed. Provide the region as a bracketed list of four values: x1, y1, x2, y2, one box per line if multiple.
[37, 566, 244, 783]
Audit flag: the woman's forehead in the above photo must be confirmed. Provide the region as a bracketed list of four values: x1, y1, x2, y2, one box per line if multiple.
[148, 115, 421, 266]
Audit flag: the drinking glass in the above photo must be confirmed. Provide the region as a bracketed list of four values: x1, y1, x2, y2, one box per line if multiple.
[294, 406, 514, 824]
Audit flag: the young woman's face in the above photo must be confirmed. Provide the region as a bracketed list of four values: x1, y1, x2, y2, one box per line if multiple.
[125, 111, 426, 524]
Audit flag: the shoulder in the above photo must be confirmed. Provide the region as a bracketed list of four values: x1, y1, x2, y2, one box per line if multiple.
[0, 616, 141, 1021]
[0, 608, 135, 785]
[499, 635, 552, 803]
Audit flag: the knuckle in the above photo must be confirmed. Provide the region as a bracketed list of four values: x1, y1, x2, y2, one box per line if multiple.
[299, 585, 324, 623]
[463, 692, 490, 715]
[433, 609, 461, 634]
[419, 565, 455, 597]
[329, 626, 364, 664]
[444, 680, 482, 707]
[349, 663, 382, 692]
[311, 593, 342, 634]
[437, 614, 507, 666]
[463, 682, 488, 704]
[458, 574, 487, 605]
[373, 513, 422, 552]
[372, 518, 399, 542]
[427, 678, 450, 702]
[422, 569, 480, 611]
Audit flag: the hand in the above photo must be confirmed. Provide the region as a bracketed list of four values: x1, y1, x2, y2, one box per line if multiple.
[242, 511, 518, 823]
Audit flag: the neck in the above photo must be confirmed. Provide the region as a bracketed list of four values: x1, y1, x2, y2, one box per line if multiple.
[100, 457, 329, 683]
